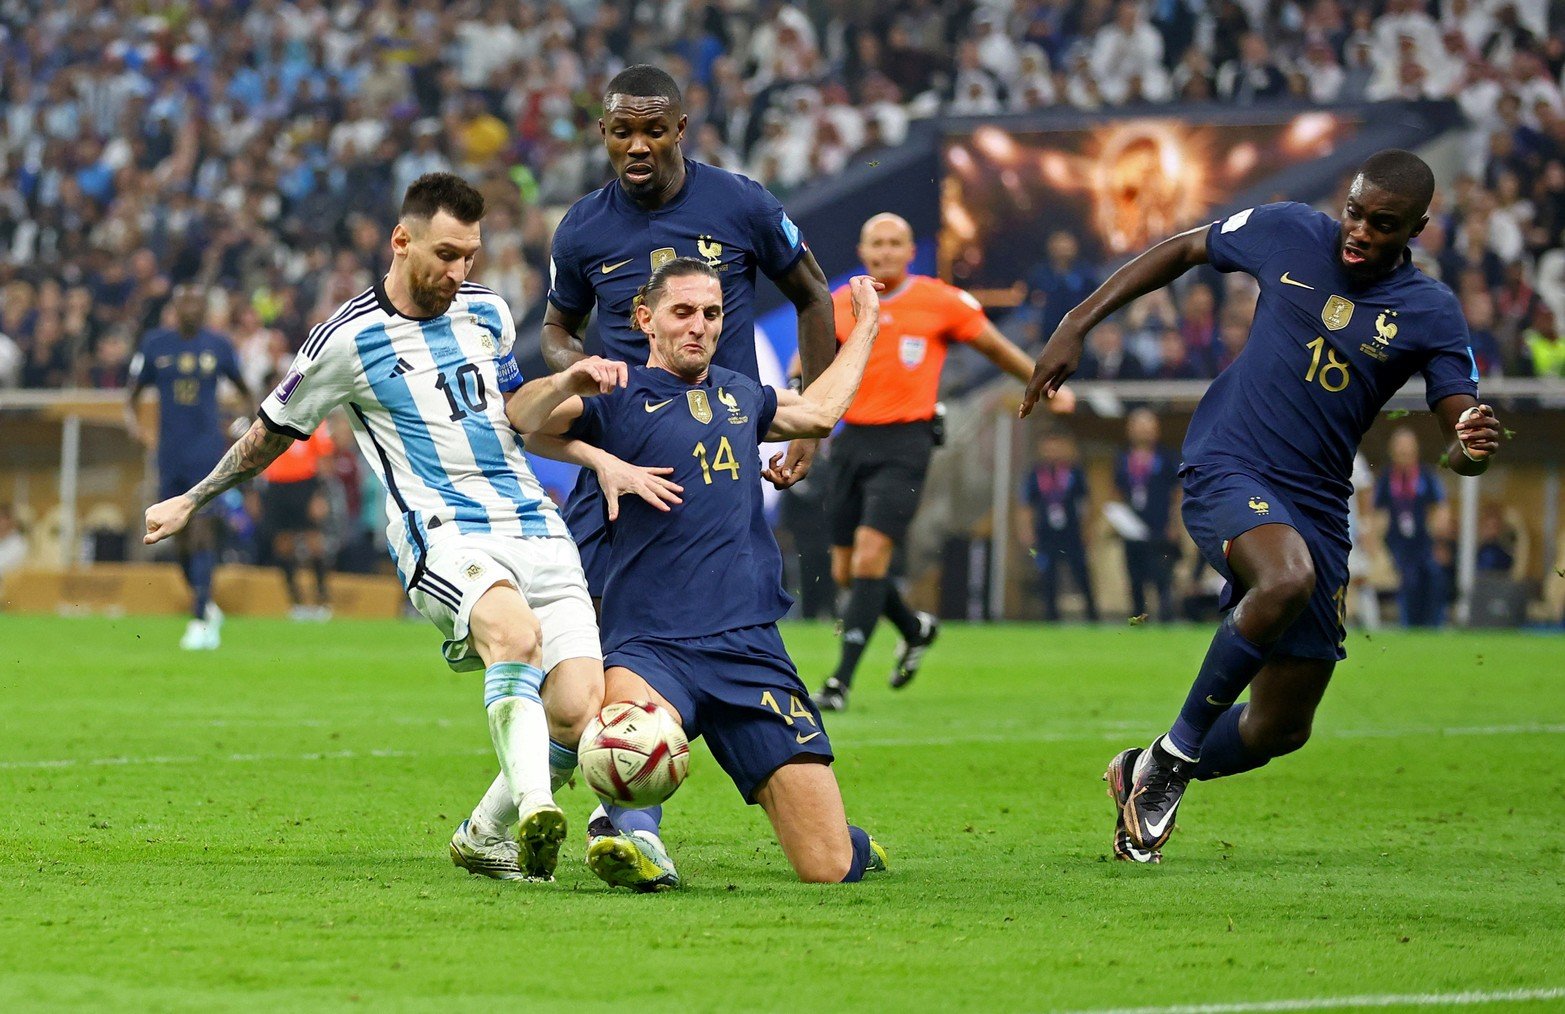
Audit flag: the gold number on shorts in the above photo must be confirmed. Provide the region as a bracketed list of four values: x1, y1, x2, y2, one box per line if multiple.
[760, 690, 817, 727]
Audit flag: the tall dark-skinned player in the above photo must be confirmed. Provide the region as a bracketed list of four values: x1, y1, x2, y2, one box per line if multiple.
[541, 65, 834, 605]
[1019, 149, 1503, 863]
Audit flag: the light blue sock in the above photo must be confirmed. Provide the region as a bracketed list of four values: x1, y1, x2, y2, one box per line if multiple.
[548, 738, 577, 791]
[606, 803, 662, 837]
[483, 662, 543, 707]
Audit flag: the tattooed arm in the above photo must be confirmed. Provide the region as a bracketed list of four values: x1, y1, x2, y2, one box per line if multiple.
[144, 420, 295, 545]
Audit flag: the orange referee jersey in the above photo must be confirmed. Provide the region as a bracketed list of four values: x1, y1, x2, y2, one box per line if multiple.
[264, 423, 334, 484]
[834, 274, 989, 426]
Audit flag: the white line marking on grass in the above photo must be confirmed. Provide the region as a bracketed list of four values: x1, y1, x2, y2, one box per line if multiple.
[1065, 985, 1564, 1014]
[0, 724, 1560, 772]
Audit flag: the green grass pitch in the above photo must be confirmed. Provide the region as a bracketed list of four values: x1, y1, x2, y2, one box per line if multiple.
[1, 615, 1561, 1012]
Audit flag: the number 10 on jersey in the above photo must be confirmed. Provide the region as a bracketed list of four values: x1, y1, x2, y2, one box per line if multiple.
[693, 436, 741, 484]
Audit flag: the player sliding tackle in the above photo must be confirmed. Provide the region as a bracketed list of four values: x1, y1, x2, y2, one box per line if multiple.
[1019, 149, 1503, 863]
[512, 257, 887, 888]
[143, 173, 675, 883]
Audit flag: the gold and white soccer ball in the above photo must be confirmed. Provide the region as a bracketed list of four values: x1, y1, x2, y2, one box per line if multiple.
[579, 701, 690, 809]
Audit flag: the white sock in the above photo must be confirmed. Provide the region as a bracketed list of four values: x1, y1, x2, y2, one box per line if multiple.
[470, 771, 518, 837]
[487, 695, 554, 816]
[1159, 734, 1198, 763]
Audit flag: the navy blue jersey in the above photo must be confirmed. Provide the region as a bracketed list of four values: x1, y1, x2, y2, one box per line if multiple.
[564, 364, 790, 650]
[547, 159, 806, 379]
[1187, 202, 1479, 502]
[1115, 446, 1179, 536]
[130, 327, 242, 469]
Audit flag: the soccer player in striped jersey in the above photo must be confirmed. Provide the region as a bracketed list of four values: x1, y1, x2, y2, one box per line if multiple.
[143, 173, 668, 882]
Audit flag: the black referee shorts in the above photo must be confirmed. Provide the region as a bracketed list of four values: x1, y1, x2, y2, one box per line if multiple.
[825, 421, 935, 548]
[262, 477, 320, 534]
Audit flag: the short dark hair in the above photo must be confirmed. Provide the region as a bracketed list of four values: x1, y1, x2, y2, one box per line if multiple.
[1356, 149, 1435, 215]
[605, 65, 682, 108]
[635, 257, 719, 311]
[400, 172, 485, 224]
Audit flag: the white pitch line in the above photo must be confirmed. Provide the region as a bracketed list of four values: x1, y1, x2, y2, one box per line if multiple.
[0, 723, 1561, 773]
[1062, 986, 1565, 1014]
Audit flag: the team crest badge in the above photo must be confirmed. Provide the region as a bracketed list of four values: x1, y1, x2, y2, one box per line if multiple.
[1321, 295, 1355, 331]
[1248, 498, 1270, 516]
[686, 389, 713, 424]
[178, 352, 196, 373]
[651, 247, 676, 271]
[199, 351, 217, 374]
[463, 562, 485, 580]
[899, 336, 927, 368]
[1372, 309, 1399, 345]
[697, 235, 723, 267]
[479, 331, 495, 354]
[716, 387, 747, 424]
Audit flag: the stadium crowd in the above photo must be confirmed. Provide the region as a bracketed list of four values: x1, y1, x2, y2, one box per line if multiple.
[1, 0, 1563, 391]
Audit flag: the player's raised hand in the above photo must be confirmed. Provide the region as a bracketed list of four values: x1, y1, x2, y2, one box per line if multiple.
[1019, 323, 1087, 419]
[847, 274, 881, 324]
[1456, 404, 1501, 460]
[144, 495, 197, 545]
[560, 356, 628, 397]
[596, 459, 683, 521]
[764, 439, 817, 489]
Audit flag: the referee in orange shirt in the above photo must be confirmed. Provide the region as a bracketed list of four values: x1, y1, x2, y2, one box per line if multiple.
[813, 214, 1037, 711]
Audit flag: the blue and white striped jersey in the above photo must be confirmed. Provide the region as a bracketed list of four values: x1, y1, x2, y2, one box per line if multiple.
[259, 278, 567, 576]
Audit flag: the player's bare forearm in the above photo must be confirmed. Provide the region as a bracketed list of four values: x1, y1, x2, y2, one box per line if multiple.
[773, 309, 878, 437]
[524, 434, 683, 521]
[1434, 395, 1500, 477]
[508, 357, 625, 435]
[776, 251, 834, 385]
[1022, 227, 1207, 416]
[540, 304, 590, 374]
[188, 420, 293, 509]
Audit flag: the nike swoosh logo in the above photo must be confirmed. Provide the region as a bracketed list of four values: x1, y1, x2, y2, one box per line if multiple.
[601, 258, 633, 275]
[795, 731, 821, 744]
[644, 399, 672, 413]
[1144, 808, 1176, 839]
[1205, 695, 1234, 707]
[1280, 272, 1315, 290]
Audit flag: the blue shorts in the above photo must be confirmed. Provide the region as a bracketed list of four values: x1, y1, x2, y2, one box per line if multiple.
[1180, 462, 1349, 662]
[605, 624, 834, 803]
[563, 470, 609, 598]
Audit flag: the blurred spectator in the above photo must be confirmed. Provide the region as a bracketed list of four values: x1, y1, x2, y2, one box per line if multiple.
[1017, 432, 1098, 623]
[1216, 32, 1287, 104]
[1023, 230, 1098, 349]
[1077, 319, 1148, 380]
[1114, 409, 1180, 623]
[1476, 511, 1516, 574]
[1375, 427, 1447, 628]
[0, 503, 27, 583]
[1519, 302, 1565, 377]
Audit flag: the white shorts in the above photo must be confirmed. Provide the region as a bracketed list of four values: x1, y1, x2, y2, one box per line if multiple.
[405, 531, 602, 674]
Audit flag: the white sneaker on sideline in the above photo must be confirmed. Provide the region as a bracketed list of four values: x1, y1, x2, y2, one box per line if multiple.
[179, 619, 209, 651]
[203, 603, 224, 649]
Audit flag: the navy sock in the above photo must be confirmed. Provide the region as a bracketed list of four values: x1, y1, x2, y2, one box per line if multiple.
[881, 583, 921, 638]
[830, 577, 887, 689]
[606, 803, 662, 837]
[841, 825, 872, 883]
[1191, 705, 1272, 781]
[1167, 614, 1268, 759]
[189, 548, 215, 618]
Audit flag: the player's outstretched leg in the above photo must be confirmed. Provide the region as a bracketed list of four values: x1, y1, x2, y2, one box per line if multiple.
[816, 528, 897, 711]
[887, 594, 938, 691]
[1124, 524, 1314, 853]
[469, 587, 565, 881]
[754, 757, 886, 883]
[585, 802, 681, 891]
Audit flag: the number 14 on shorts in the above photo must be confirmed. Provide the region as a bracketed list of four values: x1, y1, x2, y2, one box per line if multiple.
[761, 691, 821, 743]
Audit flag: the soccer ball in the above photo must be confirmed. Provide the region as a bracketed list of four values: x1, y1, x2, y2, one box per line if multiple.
[579, 701, 690, 808]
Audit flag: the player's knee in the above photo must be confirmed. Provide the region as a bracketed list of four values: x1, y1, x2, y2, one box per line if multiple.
[1262, 563, 1316, 617]
[793, 848, 852, 884]
[1245, 710, 1314, 758]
